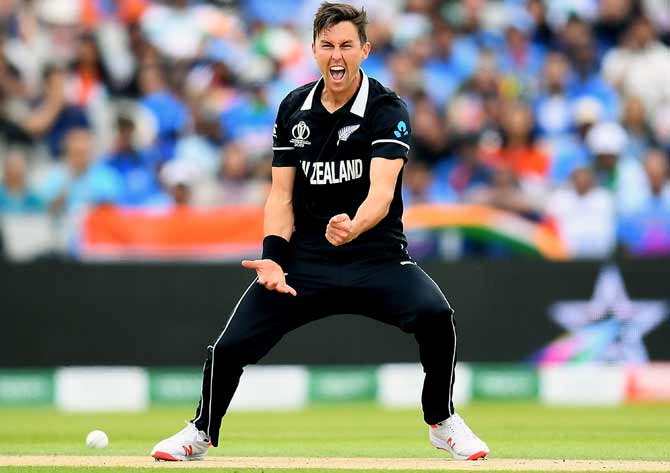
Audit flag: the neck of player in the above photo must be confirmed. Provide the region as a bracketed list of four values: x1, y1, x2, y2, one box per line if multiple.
[321, 70, 361, 113]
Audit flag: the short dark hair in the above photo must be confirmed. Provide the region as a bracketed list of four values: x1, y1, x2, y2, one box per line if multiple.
[313, 2, 368, 46]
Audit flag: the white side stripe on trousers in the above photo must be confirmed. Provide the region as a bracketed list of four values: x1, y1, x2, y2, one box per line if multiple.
[204, 277, 258, 437]
[417, 266, 457, 417]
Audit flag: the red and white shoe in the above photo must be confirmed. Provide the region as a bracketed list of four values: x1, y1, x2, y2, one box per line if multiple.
[151, 422, 211, 461]
[429, 413, 489, 461]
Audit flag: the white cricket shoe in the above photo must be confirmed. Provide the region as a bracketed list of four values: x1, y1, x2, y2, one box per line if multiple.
[151, 422, 211, 461]
[429, 413, 489, 461]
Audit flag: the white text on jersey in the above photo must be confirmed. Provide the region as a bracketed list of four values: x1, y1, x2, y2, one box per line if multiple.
[300, 159, 363, 185]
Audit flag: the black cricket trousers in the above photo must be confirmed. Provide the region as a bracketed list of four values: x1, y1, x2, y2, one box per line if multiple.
[191, 249, 457, 446]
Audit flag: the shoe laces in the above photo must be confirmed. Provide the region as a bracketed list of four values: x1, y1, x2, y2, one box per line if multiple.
[448, 413, 478, 441]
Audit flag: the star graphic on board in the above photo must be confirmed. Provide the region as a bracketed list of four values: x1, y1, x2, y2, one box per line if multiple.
[540, 266, 668, 363]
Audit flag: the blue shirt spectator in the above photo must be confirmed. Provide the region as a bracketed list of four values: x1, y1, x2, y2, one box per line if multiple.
[566, 74, 619, 122]
[139, 64, 190, 162]
[496, 24, 546, 95]
[423, 24, 479, 107]
[219, 89, 275, 142]
[617, 149, 670, 256]
[105, 115, 164, 207]
[40, 129, 122, 214]
[433, 135, 492, 197]
[618, 202, 670, 257]
[22, 65, 90, 158]
[0, 150, 44, 213]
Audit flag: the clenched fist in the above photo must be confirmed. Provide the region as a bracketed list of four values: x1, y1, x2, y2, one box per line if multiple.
[325, 213, 358, 246]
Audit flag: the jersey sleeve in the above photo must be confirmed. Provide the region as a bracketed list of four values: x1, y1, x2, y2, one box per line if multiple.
[370, 97, 412, 161]
[272, 96, 297, 167]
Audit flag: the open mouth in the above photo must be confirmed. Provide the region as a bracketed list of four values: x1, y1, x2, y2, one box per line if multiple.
[329, 66, 345, 81]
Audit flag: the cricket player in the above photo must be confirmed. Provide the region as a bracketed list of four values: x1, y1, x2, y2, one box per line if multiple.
[152, 2, 489, 461]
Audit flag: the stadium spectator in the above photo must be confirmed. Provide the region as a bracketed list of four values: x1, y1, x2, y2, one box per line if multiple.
[207, 141, 269, 207]
[410, 93, 451, 167]
[138, 62, 190, 162]
[0, 0, 667, 261]
[69, 34, 108, 108]
[21, 64, 89, 158]
[40, 128, 122, 215]
[484, 101, 549, 182]
[585, 121, 647, 214]
[105, 113, 163, 207]
[617, 149, 670, 256]
[421, 21, 478, 108]
[403, 160, 457, 206]
[160, 157, 197, 207]
[545, 160, 616, 258]
[593, 0, 638, 50]
[497, 18, 546, 96]
[0, 149, 44, 213]
[218, 85, 275, 160]
[620, 95, 658, 161]
[466, 166, 539, 219]
[173, 110, 222, 177]
[562, 18, 620, 121]
[434, 134, 491, 198]
[140, 0, 204, 61]
[534, 51, 573, 138]
[448, 50, 501, 136]
[602, 16, 670, 120]
[526, 0, 557, 50]
[545, 96, 600, 185]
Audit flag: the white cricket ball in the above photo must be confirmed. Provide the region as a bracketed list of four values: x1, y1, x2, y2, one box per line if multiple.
[86, 430, 109, 449]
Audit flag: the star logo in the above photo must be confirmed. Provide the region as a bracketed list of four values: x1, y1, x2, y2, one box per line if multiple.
[533, 265, 668, 364]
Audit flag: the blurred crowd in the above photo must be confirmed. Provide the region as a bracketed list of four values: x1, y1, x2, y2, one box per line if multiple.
[0, 0, 669, 259]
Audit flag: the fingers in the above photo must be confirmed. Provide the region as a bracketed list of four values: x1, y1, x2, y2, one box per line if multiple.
[326, 226, 349, 240]
[329, 213, 349, 224]
[326, 232, 345, 246]
[241, 259, 260, 269]
[258, 278, 297, 296]
[329, 220, 350, 231]
[277, 283, 297, 296]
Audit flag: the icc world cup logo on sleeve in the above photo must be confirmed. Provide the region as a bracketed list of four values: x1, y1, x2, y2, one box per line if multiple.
[290, 121, 311, 147]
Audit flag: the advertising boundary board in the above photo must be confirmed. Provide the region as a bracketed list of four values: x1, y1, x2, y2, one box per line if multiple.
[2, 260, 669, 366]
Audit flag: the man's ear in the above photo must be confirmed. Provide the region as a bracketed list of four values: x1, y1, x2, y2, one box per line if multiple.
[362, 41, 371, 60]
[312, 42, 316, 56]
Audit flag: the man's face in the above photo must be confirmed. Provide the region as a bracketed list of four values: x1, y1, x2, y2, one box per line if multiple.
[3, 152, 26, 190]
[65, 130, 92, 175]
[313, 21, 370, 95]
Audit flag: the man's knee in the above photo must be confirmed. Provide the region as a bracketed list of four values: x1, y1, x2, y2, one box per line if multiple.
[406, 300, 454, 333]
[210, 337, 251, 368]
[211, 335, 268, 368]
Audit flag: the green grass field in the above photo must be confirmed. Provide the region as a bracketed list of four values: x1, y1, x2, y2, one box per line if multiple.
[1, 402, 669, 472]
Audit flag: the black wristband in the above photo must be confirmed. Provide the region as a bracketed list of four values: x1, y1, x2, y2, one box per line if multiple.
[262, 235, 290, 267]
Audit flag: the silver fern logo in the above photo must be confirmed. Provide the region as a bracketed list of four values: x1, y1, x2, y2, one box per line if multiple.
[337, 124, 360, 146]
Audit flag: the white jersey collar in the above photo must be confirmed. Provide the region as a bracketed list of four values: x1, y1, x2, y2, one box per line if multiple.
[300, 69, 369, 117]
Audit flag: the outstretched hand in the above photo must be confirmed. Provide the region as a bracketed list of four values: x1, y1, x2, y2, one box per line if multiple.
[326, 213, 357, 246]
[241, 259, 297, 296]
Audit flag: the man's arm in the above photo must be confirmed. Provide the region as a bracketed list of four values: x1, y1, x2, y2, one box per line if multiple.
[263, 166, 295, 241]
[326, 157, 404, 246]
[241, 166, 297, 296]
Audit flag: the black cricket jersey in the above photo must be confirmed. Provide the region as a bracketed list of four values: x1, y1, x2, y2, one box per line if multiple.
[272, 69, 412, 256]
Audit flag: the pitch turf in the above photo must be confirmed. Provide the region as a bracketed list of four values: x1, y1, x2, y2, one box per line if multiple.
[1, 402, 669, 472]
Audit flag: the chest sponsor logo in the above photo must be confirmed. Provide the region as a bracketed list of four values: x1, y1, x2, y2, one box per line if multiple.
[300, 159, 363, 185]
[290, 121, 311, 147]
[337, 124, 360, 146]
